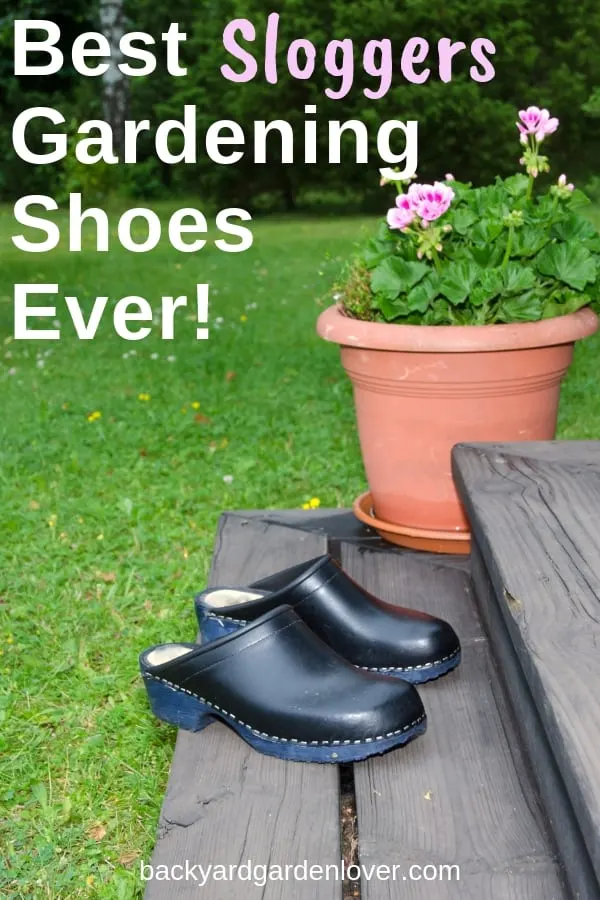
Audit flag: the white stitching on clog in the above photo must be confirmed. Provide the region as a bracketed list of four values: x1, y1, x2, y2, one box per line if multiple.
[142, 673, 425, 745]
[203, 612, 249, 627]
[354, 647, 460, 673]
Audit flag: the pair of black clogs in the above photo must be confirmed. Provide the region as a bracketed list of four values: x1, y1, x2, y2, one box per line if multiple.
[139, 555, 461, 763]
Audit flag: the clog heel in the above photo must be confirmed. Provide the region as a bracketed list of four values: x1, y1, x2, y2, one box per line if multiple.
[144, 674, 215, 732]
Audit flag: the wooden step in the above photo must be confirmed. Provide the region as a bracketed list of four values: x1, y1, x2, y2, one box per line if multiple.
[145, 510, 567, 898]
[145, 515, 340, 900]
[342, 542, 566, 900]
[453, 441, 600, 900]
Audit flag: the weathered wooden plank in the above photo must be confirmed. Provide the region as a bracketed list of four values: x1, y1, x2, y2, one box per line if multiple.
[145, 514, 340, 900]
[471, 544, 599, 900]
[224, 510, 472, 568]
[343, 543, 566, 900]
[453, 442, 600, 888]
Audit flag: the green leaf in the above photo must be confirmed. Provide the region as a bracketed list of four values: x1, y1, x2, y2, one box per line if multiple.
[468, 185, 508, 217]
[551, 213, 597, 243]
[371, 294, 403, 321]
[503, 174, 530, 198]
[370, 257, 430, 299]
[445, 180, 472, 202]
[535, 241, 597, 291]
[451, 207, 477, 235]
[475, 268, 503, 299]
[470, 285, 493, 307]
[567, 189, 591, 210]
[511, 225, 550, 258]
[496, 290, 544, 322]
[502, 263, 537, 294]
[361, 239, 391, 269]
[422, 298, 457, 325]
[466, 243, 505, 268]
[584, 235, 600, 254]
[439, 261, 481, 305]
[470, 218, 505, 245]
[542, 290, 592, 319]
[406, 274, 441, 313]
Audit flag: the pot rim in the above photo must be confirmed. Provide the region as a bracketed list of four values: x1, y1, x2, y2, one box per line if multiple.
[316, 303, 599, 353]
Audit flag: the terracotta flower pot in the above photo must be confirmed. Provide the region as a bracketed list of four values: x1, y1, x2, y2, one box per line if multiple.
[317, 303, 598, 552]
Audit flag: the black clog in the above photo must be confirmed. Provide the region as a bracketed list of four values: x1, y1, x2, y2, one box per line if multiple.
[140, 606, 426, 763]
[195, 555, 460, 684]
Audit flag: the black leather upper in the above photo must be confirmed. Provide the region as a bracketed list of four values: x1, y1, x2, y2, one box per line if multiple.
[140, 606, 425, 744]
[196, 556, 460, 670]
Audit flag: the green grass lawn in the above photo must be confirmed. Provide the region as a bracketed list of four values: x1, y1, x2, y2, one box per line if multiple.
[1, 203, 599, 898]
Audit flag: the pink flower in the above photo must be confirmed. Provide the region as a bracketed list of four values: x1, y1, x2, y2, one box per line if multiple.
[445, 173, 455, 181]
[558, 174, 575, 191]
[407, 182, 455, 223]
[517, 106, 559, 142]
[387, 194, 415, 231]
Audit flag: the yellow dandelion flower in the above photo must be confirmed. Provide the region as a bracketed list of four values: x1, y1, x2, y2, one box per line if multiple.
[309, 497, 321, 509]
[191, 401, 201, 410]
[301, 502, 310, 510]
[240, 314, 248, 322]
[87, 411, 101, 422]
[138, 393, 151, 402]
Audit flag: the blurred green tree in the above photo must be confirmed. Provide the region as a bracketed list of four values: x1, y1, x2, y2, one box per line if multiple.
[2, 0, 600, 206]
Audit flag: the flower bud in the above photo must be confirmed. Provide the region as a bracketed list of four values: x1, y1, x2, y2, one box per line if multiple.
[445, 173, 455, 181]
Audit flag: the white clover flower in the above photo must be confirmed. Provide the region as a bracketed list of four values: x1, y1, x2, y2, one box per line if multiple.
[223, 474, 234, 484]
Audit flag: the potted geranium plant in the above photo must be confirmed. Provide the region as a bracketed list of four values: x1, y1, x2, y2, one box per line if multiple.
[317, 107, 599, 553]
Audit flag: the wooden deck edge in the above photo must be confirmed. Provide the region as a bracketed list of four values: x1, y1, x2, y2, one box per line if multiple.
[145, 513, 342, 900]
[452, 446, 600, 890]
[469, 544, 599, 900]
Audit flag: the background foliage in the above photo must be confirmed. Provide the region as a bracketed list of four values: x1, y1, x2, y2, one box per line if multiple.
[2, 0, 600, 209]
